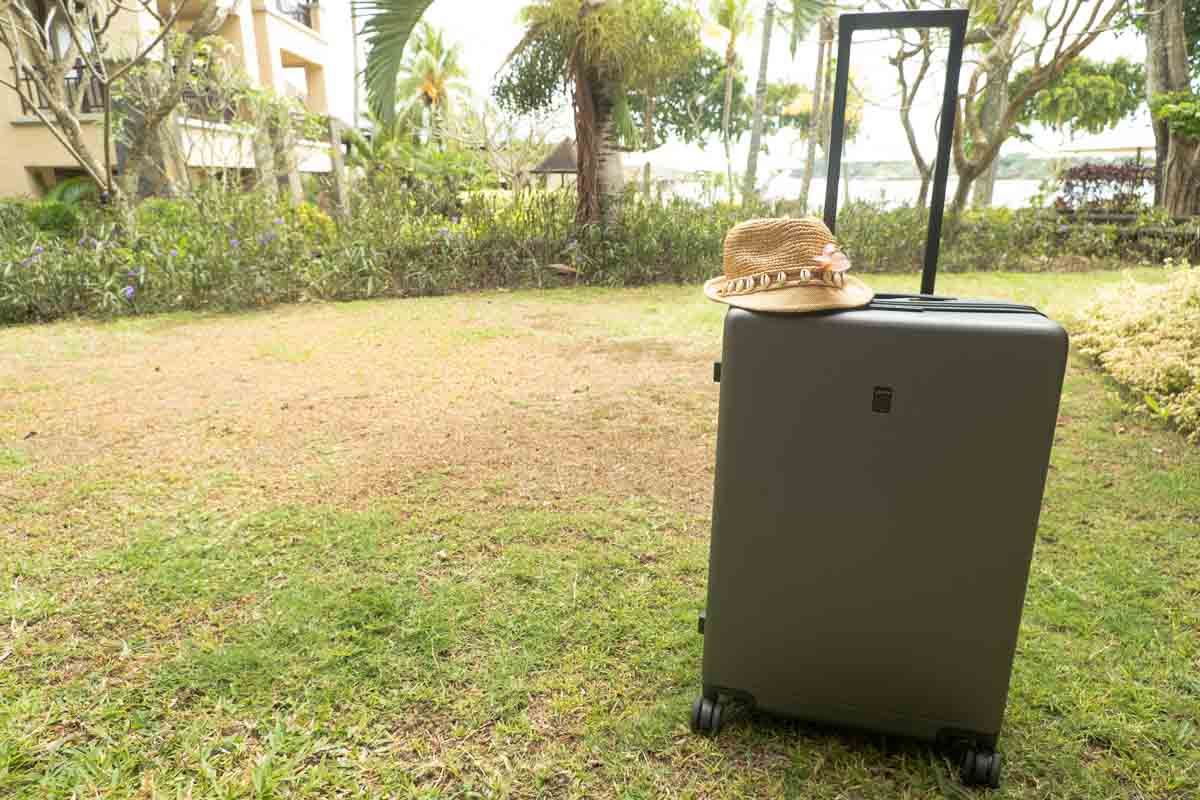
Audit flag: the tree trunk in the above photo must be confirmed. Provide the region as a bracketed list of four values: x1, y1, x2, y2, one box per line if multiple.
[282, 123, 304, 204]
[594, 80, 624, 221]
[572, 0, 621, 225]
[116, 2, 231, 201]
[1151, 120, 1169, 208]
[820, 20, 835, 153]
[351, 2, 361, 130]
[951, 168, 974, 217]
[574, 67, 622, 225]
[643, 94, 655, 198]
[722, 40, 737, 200]
[1146, 0, 1169, 208]
[1161, 138, 1200, 214]
[916, 175, 931, 208]
[328, 116, 350, 220]
[799, 14, 829, 213]
[949, 1, 1124, 216]
[53, 97, 111, 192]
[898, 75, 932, 208]
[894, 23, 934, 210]
[744, 1, 776, 201]
[971, 60, 1011, 208]
[1146, 0, 1200, 216]
[254, 128, 278, 200]
[163, 115, 192, 195]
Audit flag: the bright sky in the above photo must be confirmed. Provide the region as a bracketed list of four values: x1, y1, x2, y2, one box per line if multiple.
[420, 1, 1155, 170]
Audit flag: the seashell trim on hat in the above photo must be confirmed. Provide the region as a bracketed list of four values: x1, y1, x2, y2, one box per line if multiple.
[703, 216, 874, 313]
[715, 248, 849, 297]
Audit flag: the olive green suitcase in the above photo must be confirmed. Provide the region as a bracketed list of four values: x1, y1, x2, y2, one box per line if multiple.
[691, 11, 1068, 790]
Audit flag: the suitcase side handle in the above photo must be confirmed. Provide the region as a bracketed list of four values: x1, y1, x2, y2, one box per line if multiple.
[823, 9, 969, 295]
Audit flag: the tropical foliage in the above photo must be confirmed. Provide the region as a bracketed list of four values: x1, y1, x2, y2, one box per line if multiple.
[707, 0, 755, 186]
[6, 177, 1199, 327]
[499, 0, 702, 223]
[1150, 91, 1200, 140]
[355, 0, 439, 122]
[624, 50, 750, 146]
[1013, 58, 1147, 136]
[393, 22, 471, 145]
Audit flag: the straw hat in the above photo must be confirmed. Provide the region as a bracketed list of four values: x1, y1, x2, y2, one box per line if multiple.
[704, 217, 874, 313]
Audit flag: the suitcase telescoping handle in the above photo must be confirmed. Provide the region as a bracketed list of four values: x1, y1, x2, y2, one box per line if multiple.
[823, 9, 969, 295]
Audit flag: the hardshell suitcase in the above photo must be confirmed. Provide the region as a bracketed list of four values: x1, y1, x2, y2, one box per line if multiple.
[692, 11, 1068, 790]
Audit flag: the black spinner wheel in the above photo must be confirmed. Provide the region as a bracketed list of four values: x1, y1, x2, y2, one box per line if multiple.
[690, 696, 724, 736]
[960, 748, 1002, 789]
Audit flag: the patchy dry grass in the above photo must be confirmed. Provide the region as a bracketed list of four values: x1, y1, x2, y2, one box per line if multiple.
[1, 269, 1197, 799]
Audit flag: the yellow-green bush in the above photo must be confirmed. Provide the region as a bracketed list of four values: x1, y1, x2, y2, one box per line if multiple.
[1075, 265, 1200, 441]
[288, 202, 337, 246]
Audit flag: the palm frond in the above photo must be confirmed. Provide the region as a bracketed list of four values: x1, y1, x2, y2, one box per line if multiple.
[782, 0, 828, 59]
[354, 0, 439, 122]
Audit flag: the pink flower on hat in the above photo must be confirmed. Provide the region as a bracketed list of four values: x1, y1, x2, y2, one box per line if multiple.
[813, 242, 851, 273]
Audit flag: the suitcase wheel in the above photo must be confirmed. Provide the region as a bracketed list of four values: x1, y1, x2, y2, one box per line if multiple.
[690, 696, 723, 737]
[960, 749, 1002, 789]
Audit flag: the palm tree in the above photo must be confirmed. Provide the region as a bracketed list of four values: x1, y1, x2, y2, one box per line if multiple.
[743, 0, 825, 199]
[799, 9, 833, 213]
[742, 0, 775, 200]
[355, 0, 698, 225]
[507, 0, 699, 225]
[394, 22, 470, 147]
[354, 0, 438, 123]
[707, 0, 754, 195]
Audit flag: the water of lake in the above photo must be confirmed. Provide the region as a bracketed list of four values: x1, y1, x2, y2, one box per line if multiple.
[763, 177, 1049, 209]
[664, 176, 1050, 209]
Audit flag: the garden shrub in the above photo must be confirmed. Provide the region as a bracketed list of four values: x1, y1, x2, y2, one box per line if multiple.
[0, 200, 29, 231]
[1075, 264, 1200, 441]
[136, 197, 196, 229]
[289, 202, 337, 247]
[4, 178, 1200, 326]
[28, 200, 80, 236]
[1056, 161, 1156, 213]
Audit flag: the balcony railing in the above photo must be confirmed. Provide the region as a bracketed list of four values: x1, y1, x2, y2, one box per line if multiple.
[12, 60, 103, 116]
[275, 0, 315, 28]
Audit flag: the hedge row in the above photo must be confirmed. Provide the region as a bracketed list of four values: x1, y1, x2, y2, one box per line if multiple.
[3, 182, 1199, 326]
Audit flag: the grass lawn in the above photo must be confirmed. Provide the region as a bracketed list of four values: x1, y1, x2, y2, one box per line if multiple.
[1, 269, 1197, 799]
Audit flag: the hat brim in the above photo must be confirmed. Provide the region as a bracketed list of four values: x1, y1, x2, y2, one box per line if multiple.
[703, 274, 874, 313]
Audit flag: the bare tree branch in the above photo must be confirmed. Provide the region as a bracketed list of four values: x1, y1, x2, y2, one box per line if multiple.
[0, 74, 106, 185]
[110, 1, 188, 81]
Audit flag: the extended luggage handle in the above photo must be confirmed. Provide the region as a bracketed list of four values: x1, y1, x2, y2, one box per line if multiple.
[823, 9, 969, 295]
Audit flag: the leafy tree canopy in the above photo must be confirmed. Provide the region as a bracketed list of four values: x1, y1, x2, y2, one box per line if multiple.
[494, 0, 702, 117]
[1151, 91, 1200, 139]
[625, 49, 749, 145]
[1012, 57, 1147, 136]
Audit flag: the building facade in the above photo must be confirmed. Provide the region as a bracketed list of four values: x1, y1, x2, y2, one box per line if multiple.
[0, 0, 358, 198]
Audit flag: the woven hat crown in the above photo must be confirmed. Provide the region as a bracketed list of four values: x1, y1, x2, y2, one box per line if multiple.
[723, 217, 838, 279]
